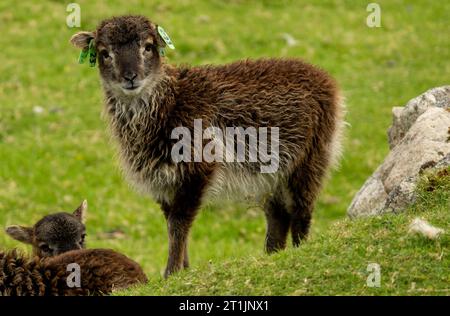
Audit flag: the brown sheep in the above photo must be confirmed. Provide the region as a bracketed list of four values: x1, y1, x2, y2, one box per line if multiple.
[71, 15, 345, 277]
[0, 248, 147, 296]
[2, 201, 147, 295]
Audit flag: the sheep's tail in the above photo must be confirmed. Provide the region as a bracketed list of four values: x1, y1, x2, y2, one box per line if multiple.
[328, 91, 347, 170]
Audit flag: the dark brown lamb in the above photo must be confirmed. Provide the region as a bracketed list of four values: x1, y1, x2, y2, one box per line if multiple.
[71, 15, 345, 277]
[5, 200, 88, 258]
[0, 249, 147, 296]
[2, 201, 147, 295]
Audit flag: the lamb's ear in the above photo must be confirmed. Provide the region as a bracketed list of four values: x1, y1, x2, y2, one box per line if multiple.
[73, 200, 87, 223]
[70, 31, 95, 50]
[5, 225, 34, 244]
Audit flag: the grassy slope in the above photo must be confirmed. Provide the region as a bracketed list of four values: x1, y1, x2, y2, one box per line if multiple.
[119, 168, 449, 295]
[0, 0, 449, 292]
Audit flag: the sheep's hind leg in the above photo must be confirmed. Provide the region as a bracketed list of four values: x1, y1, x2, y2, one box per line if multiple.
[288, 153, 328, 247]
[264, 192, 291, 253]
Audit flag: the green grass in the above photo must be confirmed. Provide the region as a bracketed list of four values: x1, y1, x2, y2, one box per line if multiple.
[119, 167, 450, 295]
[0, 1, 448, 294]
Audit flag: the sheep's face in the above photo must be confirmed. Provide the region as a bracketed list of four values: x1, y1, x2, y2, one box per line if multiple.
[71, 16, 166, 97]
[5, 201, 87, 258]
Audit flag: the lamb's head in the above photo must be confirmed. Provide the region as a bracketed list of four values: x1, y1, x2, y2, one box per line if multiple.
[5, 200, 87, 258]
[71, 15, 167, 97]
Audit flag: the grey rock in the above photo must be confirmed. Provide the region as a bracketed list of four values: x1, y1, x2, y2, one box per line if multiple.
[348, 87, 450, 218]
[347, 174, 388, 218]
[383, 176, 417, 214]
[388, 86, 450, 149]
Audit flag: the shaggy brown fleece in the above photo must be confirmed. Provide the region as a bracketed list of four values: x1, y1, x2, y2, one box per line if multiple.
[0, 249, 147, 296]
[71, 15, 345, 277]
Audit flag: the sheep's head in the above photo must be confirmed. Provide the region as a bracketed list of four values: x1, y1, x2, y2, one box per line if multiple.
[5, 200, 87, 258]
[71, 15, 168, 96]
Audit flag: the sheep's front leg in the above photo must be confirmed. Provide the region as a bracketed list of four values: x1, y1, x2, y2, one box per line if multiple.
[165, 213, 194, 277]
[161, 175, 207, 278]
[183, 241, 190, 268]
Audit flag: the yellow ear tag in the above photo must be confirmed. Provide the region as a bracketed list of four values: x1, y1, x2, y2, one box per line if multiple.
[157, 26, 175, 50]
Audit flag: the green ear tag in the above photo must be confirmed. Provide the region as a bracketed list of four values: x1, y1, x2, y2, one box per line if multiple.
[78, 47, 89, 64]
[88, 39, 97, 67]
[157, 26, 175, 50]
[159, 47, 166, 56]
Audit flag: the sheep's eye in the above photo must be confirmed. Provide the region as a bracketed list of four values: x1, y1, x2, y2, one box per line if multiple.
[79, 234, 86, 245]
[39, 244, 51, 253]
[145, 43, 153, 52]
[100, 50, 110, 59]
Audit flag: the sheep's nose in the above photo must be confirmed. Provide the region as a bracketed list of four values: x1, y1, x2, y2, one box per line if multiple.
[123, 72, 137, 82]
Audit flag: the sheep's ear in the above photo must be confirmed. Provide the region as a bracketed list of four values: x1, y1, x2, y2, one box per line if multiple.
[153, 25, 166, 48]
[5, 225, 34, 244]
[70, 31, 95, 50]
[73, 200, 87, 223]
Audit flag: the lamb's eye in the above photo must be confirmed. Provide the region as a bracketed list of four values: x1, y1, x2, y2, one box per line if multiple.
[79, 233, 86, 245]
[145, 43, 153, 52]
[39, 244, 51, 253]
[100, 50, 110, 59]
